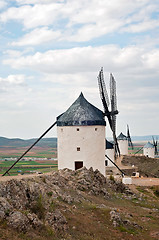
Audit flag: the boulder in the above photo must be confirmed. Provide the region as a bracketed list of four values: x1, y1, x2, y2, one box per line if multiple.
[8, 211, 30, 232]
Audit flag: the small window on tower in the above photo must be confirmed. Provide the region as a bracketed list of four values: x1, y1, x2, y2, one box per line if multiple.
[95, 128, 97, 131]
[61, 128, 63, 132]
[77, 147, 80, 151]
[77, 128, 79, 131]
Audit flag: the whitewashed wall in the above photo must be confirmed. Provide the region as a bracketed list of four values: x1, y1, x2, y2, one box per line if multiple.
[105, 149, 114, 167]
[118, 140, 128, 155]
[143, 148, 155, 158]
[57, 125, 106, 176]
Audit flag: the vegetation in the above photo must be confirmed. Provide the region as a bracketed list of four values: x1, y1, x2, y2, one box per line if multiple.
[0, 160, 58, 176]
[0, 176, 159, 239]
[152, 186, 159, 197]
[30, 194, 45, 219]
[122, 155, 159, 178]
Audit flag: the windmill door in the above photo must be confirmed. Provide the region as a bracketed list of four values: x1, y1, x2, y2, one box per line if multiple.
[75, 161, 83, 170]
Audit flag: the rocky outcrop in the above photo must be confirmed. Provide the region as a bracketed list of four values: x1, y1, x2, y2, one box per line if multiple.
[0, 167, 129, 233]
[110, 209, 142, 229]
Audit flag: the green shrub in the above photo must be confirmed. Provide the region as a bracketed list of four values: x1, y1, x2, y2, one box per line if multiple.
[47, 191, 53, 197]
[109, 175, 115, 182]
[30, 194, 45, 219]
[153, 186, 159, 197]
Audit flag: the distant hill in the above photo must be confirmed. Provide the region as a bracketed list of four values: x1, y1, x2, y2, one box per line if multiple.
[0, 137, 57, 148]
[131, 135, 159, 142]
[0, 135, 158, 149]
[108, 135, 159, 142]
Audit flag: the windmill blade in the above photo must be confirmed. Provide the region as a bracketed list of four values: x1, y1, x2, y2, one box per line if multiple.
[156, 139, 158, 155]
[110, 73, 118, 115]
[98, 69, 120, 156]
[110, 73, 120, 156]
[98, 67, 110, 108]
[113, 131, 120, 157]
[152, 136, 155, 145]
[98, 68, 112, 129]
[152, 136, 158, 155]
[127, 124, 133, 149]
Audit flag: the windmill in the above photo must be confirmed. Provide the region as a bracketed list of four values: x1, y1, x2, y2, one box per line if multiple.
[127, 124, 133, 149]
[98, 67, 120, 157]
[152, 136, 158, 155]
[3, 68, 121, 176]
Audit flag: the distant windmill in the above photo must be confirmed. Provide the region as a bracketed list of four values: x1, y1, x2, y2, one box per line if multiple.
[98, 68, 120, 157]
[152, 136, 158, 155]
[127, 124, 133, 149]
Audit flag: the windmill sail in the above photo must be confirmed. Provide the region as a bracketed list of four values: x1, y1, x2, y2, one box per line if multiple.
[152, 136, 158, 155]
[127, 124, 133, 149]
[110, 73, 120, 156]
[98, 68, 120, 156]
[98, 68, 112, 129]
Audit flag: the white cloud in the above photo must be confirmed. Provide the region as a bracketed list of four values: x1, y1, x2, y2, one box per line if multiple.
[142, 50, 159, 69]
[0, 74, 25, 84]
[3, 45, 159, 75]
[0, 0, 158, 41]
[0, 0, 159, 138]
[3, 50, 23, 58]
[0, 0, 6, 9]
[122, 19, 159, 33]
[0, 3, 62, 29]
[11, 27, 61, 46]
[16, 0, 63, 4]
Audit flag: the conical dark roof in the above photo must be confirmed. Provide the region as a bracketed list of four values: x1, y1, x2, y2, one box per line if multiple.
[117, 132, 127, 140]
[143, 142, 154, 148]
[57, 92, 106, 126]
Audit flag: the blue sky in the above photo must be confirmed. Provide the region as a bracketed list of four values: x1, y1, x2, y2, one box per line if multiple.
[0, 0, 159, 139]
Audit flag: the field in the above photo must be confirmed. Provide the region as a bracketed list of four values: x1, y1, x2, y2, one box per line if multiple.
[128, 142, 146, 155]
[0, 146, 57, 158]
[0, 160, 58, 176]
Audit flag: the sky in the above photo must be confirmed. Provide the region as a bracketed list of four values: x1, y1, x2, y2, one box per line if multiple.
[0, 0, 159, 139]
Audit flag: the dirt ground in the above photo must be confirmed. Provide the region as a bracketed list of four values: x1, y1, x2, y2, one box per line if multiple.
[0, 171, 53, 182]
[131, 177, 159, 186]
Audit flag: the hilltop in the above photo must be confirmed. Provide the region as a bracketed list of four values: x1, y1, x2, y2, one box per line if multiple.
[0, 167, 159, 240]
[0, 137, 57, 158]
[0, 135, 159, 148]
[0, 137, 57, 148]
[122, 155, 159, 178]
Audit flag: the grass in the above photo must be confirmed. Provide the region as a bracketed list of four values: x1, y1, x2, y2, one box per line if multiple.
[0, 146, 57, 158]
[0, 185, 159, 240]
[30, 194, 45, 219]
[0, 160, 58, 176]
[151, 186, 159, 197]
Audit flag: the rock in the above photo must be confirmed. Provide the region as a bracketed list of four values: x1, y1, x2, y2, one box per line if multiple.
[59, 193, 74, 204]
[0, 197, 13, 219]
[110, 209, 142, 229]
[27, 213, 43, 229]
[0, 166, 140, 234]
[8, 211, 30, 232]
[45, 209, 67, 231]
[110, 210, 122, 227]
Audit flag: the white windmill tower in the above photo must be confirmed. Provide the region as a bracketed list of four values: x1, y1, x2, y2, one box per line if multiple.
[57, 92, 106, 176]
[117, 132, 128, 155]
[143, 142, 155, 158]
[117, 125, 133, 156]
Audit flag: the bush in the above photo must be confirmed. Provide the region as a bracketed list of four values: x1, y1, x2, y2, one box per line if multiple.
[30, 194, 45, 219]
[109, 175, 115, 182]
[153, 186, 159, 197]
